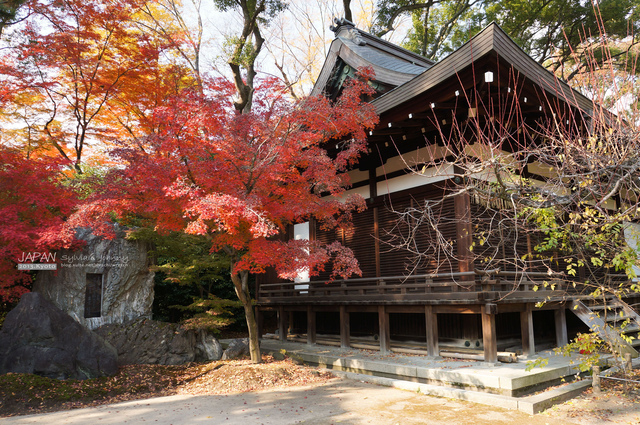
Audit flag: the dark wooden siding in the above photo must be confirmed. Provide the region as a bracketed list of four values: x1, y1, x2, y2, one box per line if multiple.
[377, 184, 458, 276]
[470, 201, 532, 273]
[377, 196, 414, 276]
[314, 226, 340, 281]
[315, 210, 377, 280]
[312, 183, 461, 281]
[343, 208, 377, 278]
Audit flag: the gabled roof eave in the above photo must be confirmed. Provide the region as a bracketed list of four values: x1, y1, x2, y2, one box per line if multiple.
[371, 23, 595, 116]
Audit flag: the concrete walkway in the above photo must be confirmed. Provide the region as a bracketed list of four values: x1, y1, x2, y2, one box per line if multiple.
[0, 379, 579, 425]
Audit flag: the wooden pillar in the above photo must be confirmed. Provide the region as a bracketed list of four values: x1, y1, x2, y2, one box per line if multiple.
[370, 165, 381, 279]
[255, 274, 261, 304]
[374, 207, 381, 277]
[288, 311, 294, 335]
[278, 306, 288, 342]
[309, 217, 317, 241]
[369, 166, 377, 199]
[520, 304, 535, 356]
[340, 306, 350, 348]
[454, 190, 474, 278]
[555, 306, 568, 347]
[256, 308, 263, 339]
[425, 305, 439, 357]
[378, 305, 390, 354]
[307, 306, 316, 345]
[481, 304, 498, 363]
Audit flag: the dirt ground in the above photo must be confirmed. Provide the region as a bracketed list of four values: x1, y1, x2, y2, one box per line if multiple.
[1, 356, 639, 423]
[0, 356, 333, 417]
[542, 381, 640, 425]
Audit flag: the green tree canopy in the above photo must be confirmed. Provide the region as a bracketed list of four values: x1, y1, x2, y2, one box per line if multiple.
[370, 0, 640, 78]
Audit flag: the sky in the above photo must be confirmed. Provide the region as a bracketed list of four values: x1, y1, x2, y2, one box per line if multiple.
[191, 0, 412, 96]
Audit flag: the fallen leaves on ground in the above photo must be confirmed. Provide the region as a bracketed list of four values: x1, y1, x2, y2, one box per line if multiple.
[0, 355, 334, 418]
[544, 367, 640, 425]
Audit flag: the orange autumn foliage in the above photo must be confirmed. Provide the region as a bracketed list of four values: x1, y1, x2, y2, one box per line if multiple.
[72, 73, 378, 281]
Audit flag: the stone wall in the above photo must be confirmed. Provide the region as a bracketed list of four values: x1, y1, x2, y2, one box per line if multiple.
[33, 226, 154, 330]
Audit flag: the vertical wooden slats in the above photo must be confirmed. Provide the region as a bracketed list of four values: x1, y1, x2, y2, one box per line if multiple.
[84, 273, 103, 319]
[315, 226, 340, 281]
[256, 308, 263, 339]
[346, 209, 377, 278]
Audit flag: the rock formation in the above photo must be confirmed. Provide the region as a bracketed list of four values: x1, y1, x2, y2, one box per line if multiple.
[95, 319, 223, 365]
[222, 338, 251, 360]
[0, 292, 118, 380]
[33, 225, 154, 330]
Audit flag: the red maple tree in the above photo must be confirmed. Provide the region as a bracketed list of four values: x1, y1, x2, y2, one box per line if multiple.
[0, 147, 79, 301]
[72, 74, 378, 362]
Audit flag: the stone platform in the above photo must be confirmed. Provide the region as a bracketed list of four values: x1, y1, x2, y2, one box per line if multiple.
[243, 336, 597, 414]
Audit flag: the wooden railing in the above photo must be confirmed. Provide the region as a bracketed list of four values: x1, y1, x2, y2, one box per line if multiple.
[257, 269, 574, 304]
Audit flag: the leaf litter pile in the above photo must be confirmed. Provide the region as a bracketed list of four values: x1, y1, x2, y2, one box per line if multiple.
[0, 356, 334, 418]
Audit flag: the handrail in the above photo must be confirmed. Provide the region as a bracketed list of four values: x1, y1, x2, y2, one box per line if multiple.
[259, 269, 563, 289]
[258, 271, 476, 288]
[257, 268, 617, 303]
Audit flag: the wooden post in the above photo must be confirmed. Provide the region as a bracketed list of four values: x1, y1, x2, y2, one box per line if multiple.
[278, 306, 288, 342]
[481, 304, 498, 363]
[378, 305, 390, 354]
[340, 306, 350, 348]
[425, 305, 439, 357]
[555, 307, 568, 347]
[369, 167, 380, 277]
[520, 304, 535, 356]
[593, 365, 601, 394]
[256, 308, 263, 339]
[307, 306, 316, 345]
[374, 207, 381, 278]
[369, 166, 377, 199]
[454, 190, 474, 280]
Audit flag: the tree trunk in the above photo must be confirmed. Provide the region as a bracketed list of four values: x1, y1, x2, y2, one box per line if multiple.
[242, 294, 261, 363]
[231, 269, 261, 363]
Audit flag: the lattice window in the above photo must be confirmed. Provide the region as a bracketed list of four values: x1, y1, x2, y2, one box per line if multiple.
[84, 273, 103, 318]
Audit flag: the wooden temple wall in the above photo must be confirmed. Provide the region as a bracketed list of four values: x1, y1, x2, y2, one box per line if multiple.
[315, 182, 462, 281]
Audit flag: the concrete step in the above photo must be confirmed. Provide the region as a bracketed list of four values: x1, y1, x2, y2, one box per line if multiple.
[330, 369, 593, 415]
[258, 338, 586, 398]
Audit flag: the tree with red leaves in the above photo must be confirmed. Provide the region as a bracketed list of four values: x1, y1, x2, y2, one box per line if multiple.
[0, 147, 79, 301]
[0, 0, 196, 170]
[72, 74, 378, 362]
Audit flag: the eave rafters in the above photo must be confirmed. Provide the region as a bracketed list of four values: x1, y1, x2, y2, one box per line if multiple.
[367, 57, 586, 150]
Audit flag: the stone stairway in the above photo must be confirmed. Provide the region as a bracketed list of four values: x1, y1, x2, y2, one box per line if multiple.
[570, 297, 640, 358]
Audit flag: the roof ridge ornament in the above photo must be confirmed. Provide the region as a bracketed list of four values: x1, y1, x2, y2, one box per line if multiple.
[330, 17, 366, 46]
[330, 17, 354, 32]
